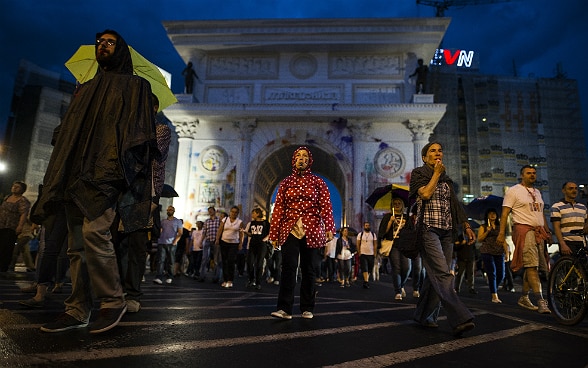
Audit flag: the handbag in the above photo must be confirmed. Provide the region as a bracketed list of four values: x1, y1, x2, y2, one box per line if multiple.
[379, 239, 393, 257]
[379, 211, 405, 257]
[393, 203, 425, 259]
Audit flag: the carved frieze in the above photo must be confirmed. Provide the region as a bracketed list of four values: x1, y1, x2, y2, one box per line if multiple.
[262, 85, 342, 104]
[353, 84, 402, 104]
[206, 85, 253, 103]
[207, 55, 279, 79]
[329, 54, 401, 79]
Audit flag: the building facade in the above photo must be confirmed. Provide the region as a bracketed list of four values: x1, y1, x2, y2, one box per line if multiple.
[162, 18, 451, 227]
[430, 64, 588, 206]
[4, 18, 586, 230]
[0, 60, 75, 200]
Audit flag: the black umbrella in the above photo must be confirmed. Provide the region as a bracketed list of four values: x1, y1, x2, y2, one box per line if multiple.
[161, 184, 179, 198]
[465, 195, 503, 221]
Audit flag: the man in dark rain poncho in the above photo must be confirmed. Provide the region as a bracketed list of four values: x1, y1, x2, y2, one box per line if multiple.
[35, 30, 157, 334]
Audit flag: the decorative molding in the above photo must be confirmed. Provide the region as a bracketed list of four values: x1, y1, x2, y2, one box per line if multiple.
[347, 120, 372, 141]
[198, 145, 229, 174]
[233, 119, 258, 139]
[173, 120, 199, 138]
[374, 147, 405, 179]
[289, 54, 318, 80]
[404, 119, 437, 140]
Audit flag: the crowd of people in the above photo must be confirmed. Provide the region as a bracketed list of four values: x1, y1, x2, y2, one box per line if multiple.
[0, 28, 581, 338]
[5, 137, 581, 338]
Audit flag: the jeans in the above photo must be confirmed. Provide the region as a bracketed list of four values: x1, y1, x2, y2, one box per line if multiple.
[268, 250, 282, 281]
[337, 258, 352, 282]
[414, 227, 474, 329]
[156, 243, 176, 280]
[389, 247, 411, 294]
[481, 253, 505, 294]
[199, 239, 213, 278]
[411, 255, 425, 292]
[277, 234, 320, 314]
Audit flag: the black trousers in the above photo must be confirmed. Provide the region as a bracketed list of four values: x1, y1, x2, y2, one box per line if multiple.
[0, 228, 16, 271]
[276, 234, 321, 315]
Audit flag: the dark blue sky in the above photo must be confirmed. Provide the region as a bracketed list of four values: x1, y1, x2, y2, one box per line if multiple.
[1, 0, 587, 144]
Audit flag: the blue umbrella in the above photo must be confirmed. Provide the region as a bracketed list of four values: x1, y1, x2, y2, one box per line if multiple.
[465, 195, 503, 221]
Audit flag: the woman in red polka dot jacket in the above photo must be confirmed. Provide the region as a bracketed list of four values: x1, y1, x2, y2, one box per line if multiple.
[269, 146, 336, 320]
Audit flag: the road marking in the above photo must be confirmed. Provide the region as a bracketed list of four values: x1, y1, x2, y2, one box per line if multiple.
[3, 320, 408, 365]
[323, 324, 546, 368]
[2, 320, 546, 365]
[7, 306, 415, 329]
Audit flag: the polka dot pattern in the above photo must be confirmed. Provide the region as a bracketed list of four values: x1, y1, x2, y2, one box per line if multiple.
[269, 147, 335, 248]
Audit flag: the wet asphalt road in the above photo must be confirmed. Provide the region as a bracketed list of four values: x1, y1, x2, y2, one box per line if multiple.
[1, 268, 587, 368]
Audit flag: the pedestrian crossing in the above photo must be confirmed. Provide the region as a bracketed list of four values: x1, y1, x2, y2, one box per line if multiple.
[1, 275, 587, 367]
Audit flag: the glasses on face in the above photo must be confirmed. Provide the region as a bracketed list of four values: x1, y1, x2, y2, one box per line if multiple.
[96, 38, 116, 47]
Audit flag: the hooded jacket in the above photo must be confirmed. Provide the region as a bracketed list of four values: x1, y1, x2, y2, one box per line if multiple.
[268, 146, 336, 248]
[34, 30, 157, 232]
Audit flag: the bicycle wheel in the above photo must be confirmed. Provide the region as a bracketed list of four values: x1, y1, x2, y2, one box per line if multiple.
[547, 256, 588, 326]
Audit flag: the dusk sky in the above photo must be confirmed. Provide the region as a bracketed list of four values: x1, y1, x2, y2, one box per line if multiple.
[1, 0, 587, 144]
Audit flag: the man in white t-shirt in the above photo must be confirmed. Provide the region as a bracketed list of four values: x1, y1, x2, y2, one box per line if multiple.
[497, 165, 552, 314]
[357, 221, 377, 289]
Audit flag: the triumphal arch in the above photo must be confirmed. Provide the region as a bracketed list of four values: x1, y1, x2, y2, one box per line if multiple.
[162, 17, 449, 227]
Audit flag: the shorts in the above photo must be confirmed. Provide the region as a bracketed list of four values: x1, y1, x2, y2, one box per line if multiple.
[522, 230, 539, 268]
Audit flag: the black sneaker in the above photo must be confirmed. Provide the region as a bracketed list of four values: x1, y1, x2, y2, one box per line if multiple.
[88, 305, 127, 334]
[40, 313, 88, 332]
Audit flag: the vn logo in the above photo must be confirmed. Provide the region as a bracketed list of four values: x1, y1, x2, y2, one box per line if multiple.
[442, 49, 475, 67]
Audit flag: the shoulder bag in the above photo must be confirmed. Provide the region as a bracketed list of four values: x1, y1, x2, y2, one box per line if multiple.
[393, 202, 425, 259]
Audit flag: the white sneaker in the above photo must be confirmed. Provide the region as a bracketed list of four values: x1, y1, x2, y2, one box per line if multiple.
[401, 288, 406, 297]
[413, 290, 420, 298]
[165, 278, 173, 284]
[395, 293, 403, 300]
[153, 278, 163, 285]
[273, 280, 280, 285]
[271, 310, 292, 320]
[302, 311, 314, 319]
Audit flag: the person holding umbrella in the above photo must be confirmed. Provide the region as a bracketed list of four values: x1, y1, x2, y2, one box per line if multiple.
[34, 30, 157, 333]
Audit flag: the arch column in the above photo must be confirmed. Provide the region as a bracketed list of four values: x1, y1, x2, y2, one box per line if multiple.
[404, 119, 438, 167]
[234, 119, 257, 211]
[171, 120, 199, 218]
[348, 120, 372, 227]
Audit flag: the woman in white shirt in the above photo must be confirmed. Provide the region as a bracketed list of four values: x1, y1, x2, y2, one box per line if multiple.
[215, 206, 243, 288]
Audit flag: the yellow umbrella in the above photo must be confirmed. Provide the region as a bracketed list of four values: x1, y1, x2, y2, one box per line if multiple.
[365, 184, 410, 211]
[65, 45, 177, 111]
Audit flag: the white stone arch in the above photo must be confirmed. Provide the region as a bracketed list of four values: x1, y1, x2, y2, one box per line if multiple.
[245, 133, 353, 228]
